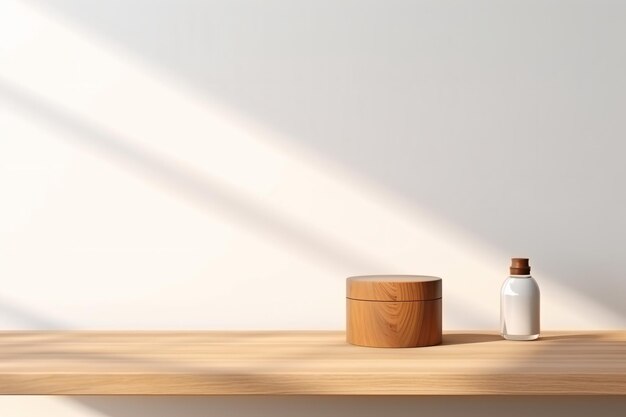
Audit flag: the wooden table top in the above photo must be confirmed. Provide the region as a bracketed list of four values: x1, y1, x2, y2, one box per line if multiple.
[0, 331, 624, 395]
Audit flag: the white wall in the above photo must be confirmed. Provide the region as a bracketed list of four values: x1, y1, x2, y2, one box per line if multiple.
[1, 0, 625, 415]
[3, 396, 626, 417]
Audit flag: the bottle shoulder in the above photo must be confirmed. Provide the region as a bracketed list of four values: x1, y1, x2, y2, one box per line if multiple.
[501, 275, 540, 295]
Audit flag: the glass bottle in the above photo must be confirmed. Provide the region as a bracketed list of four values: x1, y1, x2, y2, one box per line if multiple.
[500, 258, 540, 340]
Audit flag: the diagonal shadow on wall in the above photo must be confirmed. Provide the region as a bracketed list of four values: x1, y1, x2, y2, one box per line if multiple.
[0, 78, 381, 274]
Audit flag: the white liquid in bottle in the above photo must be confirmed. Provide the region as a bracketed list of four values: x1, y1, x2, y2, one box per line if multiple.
[500, 258, 540, 341]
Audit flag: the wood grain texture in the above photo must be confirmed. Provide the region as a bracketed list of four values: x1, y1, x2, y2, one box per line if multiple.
[0, 331, 624, 395]
[346, 275, 442, 301]
[346, 298, 441, 347]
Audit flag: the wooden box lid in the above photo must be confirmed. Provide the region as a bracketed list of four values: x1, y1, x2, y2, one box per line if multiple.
[346, 275, 442, 302]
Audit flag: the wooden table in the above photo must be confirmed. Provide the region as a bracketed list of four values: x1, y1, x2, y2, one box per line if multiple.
[0, 331, 624, 395]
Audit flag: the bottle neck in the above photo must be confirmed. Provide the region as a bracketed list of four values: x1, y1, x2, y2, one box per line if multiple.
[509, 274, 532, 278]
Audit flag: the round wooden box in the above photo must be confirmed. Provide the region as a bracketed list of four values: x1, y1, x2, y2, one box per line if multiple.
[346, 275, 442, 348]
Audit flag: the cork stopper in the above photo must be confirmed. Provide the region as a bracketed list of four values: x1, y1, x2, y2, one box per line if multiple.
[510, 258, 531, 275]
